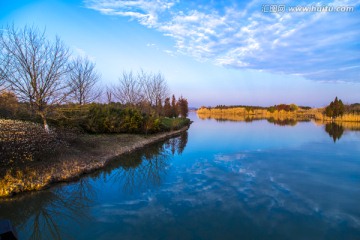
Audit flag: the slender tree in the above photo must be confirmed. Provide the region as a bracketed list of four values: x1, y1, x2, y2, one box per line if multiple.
[177, 96, 189, 118]
[0, 25, 71, 131]
[105, 85, 114, 104]
[171, 94, 178, 117]
[163, 97, 172, 117]
[155, 96, 163, 116]
[68, 56, 101, 105]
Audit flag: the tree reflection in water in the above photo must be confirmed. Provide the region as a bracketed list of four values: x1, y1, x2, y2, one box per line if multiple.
[0, 178, 94, 240]
[0, 133, 189, 239]
[267, 117, 300, 126]
[325, 122, 344, 142]
[100, 132, 188, 193]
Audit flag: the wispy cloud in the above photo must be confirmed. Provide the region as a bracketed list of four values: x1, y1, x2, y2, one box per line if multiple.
[72, 46, 96, 61]
[84, 0, 360, 82]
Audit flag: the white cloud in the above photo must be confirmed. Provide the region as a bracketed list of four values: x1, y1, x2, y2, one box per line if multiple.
[73, 46, 96, 62]
[84, 0, 360, 82]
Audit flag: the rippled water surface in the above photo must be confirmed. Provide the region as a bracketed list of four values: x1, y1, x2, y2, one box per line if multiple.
[1, 112, 360, 239]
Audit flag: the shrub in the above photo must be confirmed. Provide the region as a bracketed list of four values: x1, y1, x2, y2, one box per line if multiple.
[143, 116, 161, 134]
[0, 91, 19, 118]
[81, 104, 145, 133]
[160, 117, 190, 131]
[267, 106, 276, 113]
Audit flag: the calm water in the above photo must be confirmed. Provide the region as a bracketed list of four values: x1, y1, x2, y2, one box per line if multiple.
[1, 112, 360, 240]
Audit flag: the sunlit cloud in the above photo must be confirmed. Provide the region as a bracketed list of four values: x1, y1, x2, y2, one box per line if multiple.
[84, 0, 360, 82]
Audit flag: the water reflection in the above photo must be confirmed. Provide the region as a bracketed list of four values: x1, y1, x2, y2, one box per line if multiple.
[197, 112, 311, 125]
[267, 117, 299, 126]
[91, 132, 188, 193]
[198, 114, 265, 123]
[0, 178, 94, 240]
[325, 122, 344, 142]
[197, 113, 310, 126]
[197, 113, 360, 143]
[166, 131, 188, 155]
[0, 133, 188, 239]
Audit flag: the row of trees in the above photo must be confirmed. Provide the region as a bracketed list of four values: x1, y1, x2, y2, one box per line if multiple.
[109, 69, 188, 118]
[267, 104, 299, 113]
[0, 25, 189, 131]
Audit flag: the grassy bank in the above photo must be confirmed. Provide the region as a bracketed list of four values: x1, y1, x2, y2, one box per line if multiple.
[314, 111, 360, 122]
[0, 118, 190, 197]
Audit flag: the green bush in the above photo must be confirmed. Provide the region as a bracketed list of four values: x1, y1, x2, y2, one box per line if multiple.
[267, 106, 276, 113]
[82, 104, 144, 134]
[160, 117, 191, 131]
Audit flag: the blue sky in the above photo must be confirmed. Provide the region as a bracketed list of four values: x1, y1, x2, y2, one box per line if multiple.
[1, 0, 359, 107]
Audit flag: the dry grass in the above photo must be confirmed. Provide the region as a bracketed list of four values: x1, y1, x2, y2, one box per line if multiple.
[198, 107, 360, 124]
[197, 107, 313, 122]
[0, 119, 66, 167]
[314, 112, 360, 122]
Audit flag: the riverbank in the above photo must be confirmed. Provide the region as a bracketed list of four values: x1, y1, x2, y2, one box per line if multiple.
[197, 106, 360, 123]
[0, 121, 190, 197]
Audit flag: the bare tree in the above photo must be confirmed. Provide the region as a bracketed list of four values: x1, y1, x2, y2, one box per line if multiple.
[152, 72, 169, 110]
[68, 56, 101, 105]
[114, 70, 143, 105]
[138, 69, 169, 108]
[114, 69, 170, 113]
[0, 25, 71, 131]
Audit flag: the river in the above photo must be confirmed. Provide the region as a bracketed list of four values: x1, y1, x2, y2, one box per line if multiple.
[1, 112, 360, 239]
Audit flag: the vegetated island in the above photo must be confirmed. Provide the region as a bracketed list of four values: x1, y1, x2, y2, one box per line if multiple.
[197, 97, 360, 128]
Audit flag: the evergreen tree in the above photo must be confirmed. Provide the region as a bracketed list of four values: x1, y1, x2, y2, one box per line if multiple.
[325, 97, 345, 118]
[177, 96, 189, 118]
[164, 97, 172, 117]
[155, 96, 163, 116]
[171, 94, 178, 117]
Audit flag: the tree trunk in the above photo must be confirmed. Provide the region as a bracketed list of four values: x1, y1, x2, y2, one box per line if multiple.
[40, 113, 50, 133]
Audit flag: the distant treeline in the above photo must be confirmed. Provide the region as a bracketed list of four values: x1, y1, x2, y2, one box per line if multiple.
[198, 98, 360, 123]
[345, 103, 360, 114]
[201, 104, 312, 112]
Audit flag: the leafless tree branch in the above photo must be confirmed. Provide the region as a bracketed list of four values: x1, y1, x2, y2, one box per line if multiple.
[68, 56, 101, 105]
[0, 24, 71, 131]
